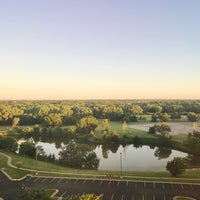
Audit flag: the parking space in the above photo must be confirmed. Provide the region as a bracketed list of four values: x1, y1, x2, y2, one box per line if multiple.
[5, 174, 199, 200]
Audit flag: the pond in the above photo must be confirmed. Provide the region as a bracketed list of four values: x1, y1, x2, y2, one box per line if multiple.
[18, 139, 187, 171]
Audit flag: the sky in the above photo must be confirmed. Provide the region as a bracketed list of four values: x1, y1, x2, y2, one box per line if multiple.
[1, 0, 200, 100]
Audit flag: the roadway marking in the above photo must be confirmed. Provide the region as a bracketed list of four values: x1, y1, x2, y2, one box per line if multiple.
[132, 193, 134, 200]
[190, 184, 193, 190]
[163, 184, 165, 189]
[60, 191, 67, 197]
[181, 184, 184, 190]
[153, 182, 155, 188]
[108, 181, 111, 185]
[82, 180, 86, 185]
[99, 180, 103, 185]
[74, 179, 78, 184]
[163, 195, 166, 200]
[92, 180, 95, 184]
[117, 181, 120, 186]
[57, 178, 63, 184]
[25, 176, 32, 182]
[142, 195, 144, 200]
[111, 193, 114, 200]
[33, 177, 40, 182]
[126, 181, 128, 187]
[49, 178, 55, 183]
[153, 195, 155, 200]
[65, 179, 70, 183]
[144, 182, 146, 188]
[121, 194, 124, 200]
[41, 178, 47, 183]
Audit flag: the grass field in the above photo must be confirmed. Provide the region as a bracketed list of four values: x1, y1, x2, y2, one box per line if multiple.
[1, 151, 200, 183]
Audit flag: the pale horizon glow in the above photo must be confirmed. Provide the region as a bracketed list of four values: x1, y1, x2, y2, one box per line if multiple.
[1, 0, 200, 100]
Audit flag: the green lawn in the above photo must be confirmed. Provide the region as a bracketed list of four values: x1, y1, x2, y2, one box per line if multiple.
[1, 151, 200, 183]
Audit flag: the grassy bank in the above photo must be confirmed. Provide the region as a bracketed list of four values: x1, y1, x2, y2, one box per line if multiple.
[1, 151, 200, 183]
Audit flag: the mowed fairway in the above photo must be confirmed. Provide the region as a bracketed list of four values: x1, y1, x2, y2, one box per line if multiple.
[129, 122, 200, 135]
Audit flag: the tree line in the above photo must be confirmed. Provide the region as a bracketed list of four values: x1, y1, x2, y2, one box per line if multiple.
[0, 100, 200, 127]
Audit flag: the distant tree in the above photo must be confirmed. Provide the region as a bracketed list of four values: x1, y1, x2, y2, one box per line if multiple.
[166, 157, 186, 177]
[187, 112, 199, 122]
[12, 117, 20, 127]
[77, 116, 98, 134]
[186, 130, 200, 155]
[148, 126, 156, 134]
[159, 113, 170, 122]
[43, 113, 62, 127]
[0, 136, 18, 152]
[154, 122, 171, 136]
[19, 141, 36, 158]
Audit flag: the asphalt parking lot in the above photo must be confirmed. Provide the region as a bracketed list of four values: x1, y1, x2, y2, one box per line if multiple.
[1, 171, 200, 200]
[23, 176, 200, 200]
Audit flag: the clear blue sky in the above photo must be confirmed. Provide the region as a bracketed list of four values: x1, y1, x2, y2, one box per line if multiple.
[1, 0, 200, 99]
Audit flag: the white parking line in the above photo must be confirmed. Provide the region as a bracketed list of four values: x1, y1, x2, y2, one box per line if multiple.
[60, 191, 67, 197]
[121, 194, 124, 200]
[33, 177, 40, 182]
[181, 184, 184, 190]
[108, 181, 111, 185]
[49, 178, 55, 183]
[65, 179, 70, 183]
[57, 178, 63, 184]
[74, 179, 78, 184]
[126, 181, 128, 187]
[111, 193, 114, 200]
[82, 180, 86, 185]
[144, 182, 146, 188]
[142, 195, 144, 200]
[41, 178, 47, 183]
[163, 184, 165, 189]
[92, 180, 95, 184]
[153, 182, 155, 188]
[190, 184, 193, 190]
[25, 176, 32, 182]
[153, 195, 155, 200]
[163, 195, 166, 200]
[99, 180, 103, 185]
[132, 193, 134, 200]
[117, 181, 120, 186]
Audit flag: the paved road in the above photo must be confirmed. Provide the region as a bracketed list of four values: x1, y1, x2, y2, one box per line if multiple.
[1, 172, 200, 200]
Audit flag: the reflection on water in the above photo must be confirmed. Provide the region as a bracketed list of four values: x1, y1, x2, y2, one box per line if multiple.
[18, 139, 187, 171]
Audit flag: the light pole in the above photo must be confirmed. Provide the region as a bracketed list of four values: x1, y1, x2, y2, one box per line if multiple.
[35, 147, 38, 175]
[120, 152, 122, 177]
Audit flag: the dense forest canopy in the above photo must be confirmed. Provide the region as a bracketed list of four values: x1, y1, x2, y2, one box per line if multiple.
[0, 100, 200, 127]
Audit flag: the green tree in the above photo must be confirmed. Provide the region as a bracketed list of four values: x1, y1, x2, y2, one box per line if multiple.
[59, 140, 99, 169]
[154, 122, 171, 136]
[19, 189, 52, 200]
[43, 113, 62, 127]
[0, 136, 18, 152]
[166, 157, 186, 177]
[65, 194, 102, 200]
[19, 141, 36, 158]
[77, 116, 98, 134]
[187, 112, 199, 122]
